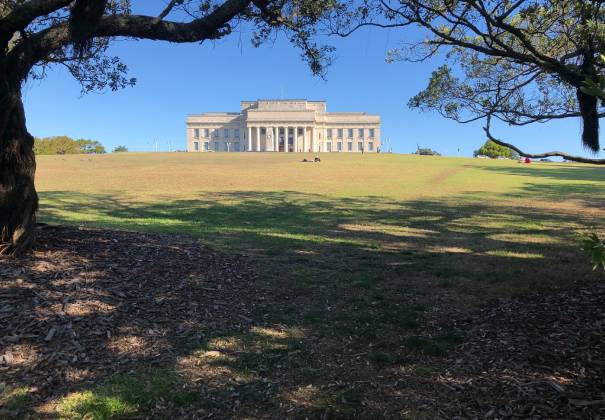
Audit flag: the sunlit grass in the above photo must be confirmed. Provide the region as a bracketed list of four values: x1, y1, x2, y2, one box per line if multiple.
[58, 371, 197, 419]
[485, 250, 545, 259]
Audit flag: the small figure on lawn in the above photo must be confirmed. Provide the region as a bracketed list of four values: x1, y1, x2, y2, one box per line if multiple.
[314, 155, 321, 163]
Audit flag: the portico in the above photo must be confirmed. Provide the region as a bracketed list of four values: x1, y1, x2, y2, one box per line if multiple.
[244, 125, 315, 152]
[186, 99, 381, 153]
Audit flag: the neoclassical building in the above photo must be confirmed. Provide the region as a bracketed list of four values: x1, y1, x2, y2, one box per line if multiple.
[186, 99, 381, 153]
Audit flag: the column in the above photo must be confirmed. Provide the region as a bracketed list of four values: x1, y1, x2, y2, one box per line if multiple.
[274, 127, 278, 152]
[282, 127, 287, 152]
[303, 127, 307, 152]
[255, 126, 260, 152]
[267, 126, 272, 152]
[312, 127, 316, 152]
[247, 126, 252, 152]
[293, 127, 299, 153]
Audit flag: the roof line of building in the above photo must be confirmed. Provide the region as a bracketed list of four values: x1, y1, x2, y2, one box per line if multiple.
[240, 99, 326, 102]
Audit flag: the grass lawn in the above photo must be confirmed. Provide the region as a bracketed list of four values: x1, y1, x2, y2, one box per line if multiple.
[7, 152, 605, 417]
[36, 152, 605, 296]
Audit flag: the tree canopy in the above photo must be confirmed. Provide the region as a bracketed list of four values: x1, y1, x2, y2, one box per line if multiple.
[1, 0, 339, 97]
[329, 0, 605, 163]
[34, 136, 106, 155]
[474, 140, 519, 159]
[113, 145, 128, 153]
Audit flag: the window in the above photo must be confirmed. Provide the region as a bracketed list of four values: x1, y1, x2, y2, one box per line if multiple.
[327, 128, 333, 139]
[358, 142, 363, 151]
[369, 128, 375, 138]
[298, 127, 304, 135]
[214, 141, 219, 151]
[234, 128, 240, 138]
[337, 142, 342, 151]
[193, 141, 199, 151]
[234, 142, 241, 151]
[193, 128, 199, 139]
[203, 128, 210, 138]
[224, 128, 230, 138]
[347, 142, 352, 151]
[368, 142, 374, 151]
[204, 142, 209, 151]
[348, 128, 353, 138]
[261, 128, 266, 135]
[358, 128, 364, 138]
[213, 129, 219, 138]
[337, 128, 343, 138]
[326, 142, 332, 152]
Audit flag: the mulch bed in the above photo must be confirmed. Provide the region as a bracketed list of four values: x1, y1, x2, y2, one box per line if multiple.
[0, 225, 267, 415]
[426, 283, 605, 419]
[1, 225, 604, 418]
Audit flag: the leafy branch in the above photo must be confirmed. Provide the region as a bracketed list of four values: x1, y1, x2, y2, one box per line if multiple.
[581, 232, 605, 271]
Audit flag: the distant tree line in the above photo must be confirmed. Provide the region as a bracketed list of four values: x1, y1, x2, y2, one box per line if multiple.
[112, 145, 128, 153]
[414, 147, 441, 156]
[474, 140, 519, 160]
[34, 136, 106, 155]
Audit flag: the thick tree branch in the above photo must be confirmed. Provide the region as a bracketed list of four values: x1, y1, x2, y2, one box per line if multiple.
[94, 0, 252, 41]
[8, 0, 253, 82]
[484, 116, 605, 165]
[0, 0, 72, 43]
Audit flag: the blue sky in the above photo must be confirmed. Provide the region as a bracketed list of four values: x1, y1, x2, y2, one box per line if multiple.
[22, 2, 601, 158]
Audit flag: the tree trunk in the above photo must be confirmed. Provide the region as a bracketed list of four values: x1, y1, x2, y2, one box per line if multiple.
[0, 84, 38, 256]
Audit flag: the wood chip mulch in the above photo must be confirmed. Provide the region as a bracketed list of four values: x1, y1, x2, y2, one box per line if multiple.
[428, 283, 605, 419]
[0, 225, 604, 419]
[0, 225, 266, 412]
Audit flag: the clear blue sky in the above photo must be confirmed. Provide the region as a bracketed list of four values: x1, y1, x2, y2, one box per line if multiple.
[21, 2, 601, 158]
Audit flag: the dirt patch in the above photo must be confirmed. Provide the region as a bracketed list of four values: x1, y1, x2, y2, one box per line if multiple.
[430, 167, 468, 184]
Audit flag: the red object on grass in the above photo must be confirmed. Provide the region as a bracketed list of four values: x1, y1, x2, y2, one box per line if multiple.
[524, 157, 531, 164]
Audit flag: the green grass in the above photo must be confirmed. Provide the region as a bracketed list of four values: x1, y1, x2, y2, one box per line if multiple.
[58, 371, 198, 419]
[0, 386, 32, 416]
[30, 152, 605, 417]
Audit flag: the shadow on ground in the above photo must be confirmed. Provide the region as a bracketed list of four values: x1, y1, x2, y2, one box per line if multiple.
[1, 176, 603, 417]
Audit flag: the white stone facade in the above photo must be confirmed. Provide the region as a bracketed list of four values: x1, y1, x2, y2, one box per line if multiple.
[186, 99, 381, 153]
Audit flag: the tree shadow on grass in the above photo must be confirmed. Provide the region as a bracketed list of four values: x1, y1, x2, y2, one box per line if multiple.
[474, 163, 605, 182]
[2, 186, 602, 417]
[477, 164, 605, 205]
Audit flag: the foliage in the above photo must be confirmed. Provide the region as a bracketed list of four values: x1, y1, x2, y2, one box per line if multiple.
[331, 1, 605, 157]
[113, 145, 128, 153]
[414, 147, 440, 156]
[33, 136, 106, 155]
[2, 1, 343, 97]
[582, 232, 605, 271]
[580, 54, 605, 101]
[474, 140, 520, 159]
